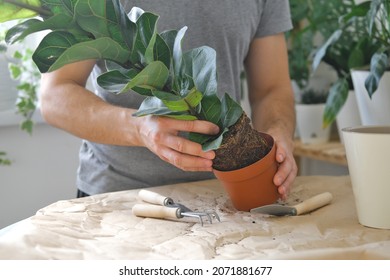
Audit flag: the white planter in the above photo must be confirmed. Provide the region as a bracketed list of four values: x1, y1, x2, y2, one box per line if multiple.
[296, 103, 331, 144]
[342, 126, 390, 229]
[336, 90, 362, 143]
[351, 70, 390, 125]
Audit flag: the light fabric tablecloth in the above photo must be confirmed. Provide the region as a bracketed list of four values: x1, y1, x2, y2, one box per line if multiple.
[0, 176, 389, 259]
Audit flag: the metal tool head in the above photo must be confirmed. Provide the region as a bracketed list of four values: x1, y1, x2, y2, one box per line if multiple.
[204, 209, 221, 222]
[250, 204, 297, 216]
[179, 210, 220, 226]
[180, 212, 208, 226]
[165, 198, 220, 225]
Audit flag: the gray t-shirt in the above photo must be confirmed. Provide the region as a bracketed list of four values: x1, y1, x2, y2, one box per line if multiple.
[77, 0, 292, 195]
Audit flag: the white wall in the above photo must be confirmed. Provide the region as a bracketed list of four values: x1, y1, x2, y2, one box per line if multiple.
[0, 120, 81, 229]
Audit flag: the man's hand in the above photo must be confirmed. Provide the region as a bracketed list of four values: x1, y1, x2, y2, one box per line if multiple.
[267, 127, 298, 200]
[135, 116, 220, 171]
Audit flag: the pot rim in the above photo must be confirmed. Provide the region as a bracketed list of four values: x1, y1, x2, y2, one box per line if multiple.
[342, 125, 390, 134]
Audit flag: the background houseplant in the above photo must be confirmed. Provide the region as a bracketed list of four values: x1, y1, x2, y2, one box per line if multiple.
[0, 19, 40, 164]
[349, 0, 390, 125]
[1, 0, 280, 210]
[287, 0, 355, 92]
[287, 0, 381, 135]
[295, 88, 331, 144]
[312, 0, 380, 129]
[0, 151, 11, 165]
[314, 0, 390, 126]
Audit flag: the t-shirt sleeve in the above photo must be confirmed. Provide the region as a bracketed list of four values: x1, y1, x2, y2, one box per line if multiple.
[255, 0, 293, 38]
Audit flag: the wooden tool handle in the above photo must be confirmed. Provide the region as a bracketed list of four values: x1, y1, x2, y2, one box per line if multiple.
[138, 189, 171, 206]
[294, 192, 333, 215]
[132, 204, 180, 219]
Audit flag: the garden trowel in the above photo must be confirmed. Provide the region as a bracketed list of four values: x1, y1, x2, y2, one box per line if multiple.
[250, 192, 333, 216]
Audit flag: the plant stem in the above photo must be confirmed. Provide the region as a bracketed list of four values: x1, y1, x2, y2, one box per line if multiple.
[3, 0, 52, 17]
[185, 100, 200, 119]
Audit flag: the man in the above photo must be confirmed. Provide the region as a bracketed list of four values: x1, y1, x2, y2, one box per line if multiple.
[40, 0, 297, 199]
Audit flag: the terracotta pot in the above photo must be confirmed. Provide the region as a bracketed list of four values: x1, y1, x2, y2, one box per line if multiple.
[213, 133, 280, 211]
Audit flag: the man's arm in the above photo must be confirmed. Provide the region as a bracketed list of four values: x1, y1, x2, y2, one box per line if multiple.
[40, 60, 141, 146]
[245, 33, 298, 199]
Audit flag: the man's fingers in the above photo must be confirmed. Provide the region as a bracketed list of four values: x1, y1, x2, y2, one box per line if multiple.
[163, 135, 215, 159]
[166, 119, 220, 135]
[158, 146, 214, 171]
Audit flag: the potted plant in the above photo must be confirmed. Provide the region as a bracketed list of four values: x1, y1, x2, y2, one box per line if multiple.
[287, 0, 364, 143]
[287, 0, 355, 92]
[351, 0, 390, 125]
[0, 0, 280, 211]
[286, 0, 316, 91]
[312, 0, 382, 134]
[295, 88, 331, 144]
[316, 0, 390, 125]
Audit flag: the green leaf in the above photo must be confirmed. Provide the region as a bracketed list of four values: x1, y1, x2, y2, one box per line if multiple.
[32, 31, 82, 72]
[73, 0, 135, 50]
[220, 93, 243, 129]
[21, 119, 34, 134]
[134, 108, 197, 120]
[133, 96, 197, 120]
[152, 87, 202, 112]
[5, 14, 73, 44]
[199, 95, 221, 125]
[118, 61, 169, 94]
[34, 33, 131, 73]
[367, 0, 383, 37]
[188, 132, 213, 145]
[109, 0, 136, 50]
[41, 0, 75, 17]
[13, 50, 23, 59]
[323, 78, 349, 128]
[173, 26, 187, 78]
[130, 12, 159, 65]
[312, 30, 342, 72]
[152, 91, 189, 111]
[97, 68, 138, 92]
[160, 29, 178, 58]
[201, 128, 229, 151]
[184, 87, 203, 108]
[154, 34, 170, 69]
[8, 63, 22, 79]
[348, 47, 365, 70]
[183, 46, 218, 96]
[74, 0, 111, 38]
[365, 51, 388, 98]
[0, 0, 41, 23]
[0, 151, 11, 165]
[339, 1, 371, 24]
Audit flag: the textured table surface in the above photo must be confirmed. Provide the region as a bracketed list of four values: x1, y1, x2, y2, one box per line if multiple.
[0, 176, 389, 260]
